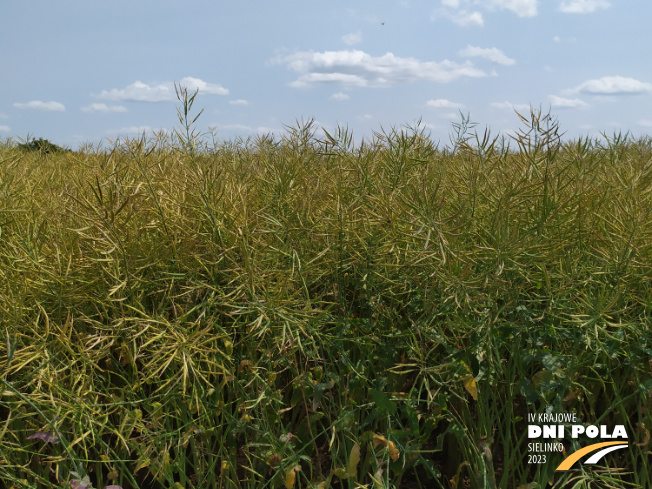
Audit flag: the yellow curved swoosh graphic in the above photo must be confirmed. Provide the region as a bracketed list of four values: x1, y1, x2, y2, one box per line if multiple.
[556, 442, 628, 471]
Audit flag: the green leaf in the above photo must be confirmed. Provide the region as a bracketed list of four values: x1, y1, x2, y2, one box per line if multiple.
[370, 388, 396, 414]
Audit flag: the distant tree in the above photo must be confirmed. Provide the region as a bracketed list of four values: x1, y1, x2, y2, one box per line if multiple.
[17, 138, 70, 154]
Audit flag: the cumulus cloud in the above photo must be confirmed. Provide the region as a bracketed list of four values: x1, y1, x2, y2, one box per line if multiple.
[0, 125, 10, 132]
[331, 92, 350, 101]
[453, 11, 484, 26]
[96, 77, 229, 102]
[14, 100, 65, 112]
[569, 76, 652, 95]
[426, 98, 463, 109]
[558, 0, 609, 14]
[548, 95, 588, 108]
[433, 3, 484, 26]
[435, 0, 535, 26]
[489, 0, 538, 17]
[182, 77, 229, 95]
[491, 101, 531, 111]
[458, 45, 516, 65]
[81, 103, 127, 113]
[229, 99, 250, 106]
[273, 49, 487, 88]
[342, 31, 362, 46]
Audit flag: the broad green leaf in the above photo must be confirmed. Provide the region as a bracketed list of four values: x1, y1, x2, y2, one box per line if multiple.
[370, 388, 396, 414]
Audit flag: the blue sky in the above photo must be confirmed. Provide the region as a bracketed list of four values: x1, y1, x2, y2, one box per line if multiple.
[2, 0, 651, 149]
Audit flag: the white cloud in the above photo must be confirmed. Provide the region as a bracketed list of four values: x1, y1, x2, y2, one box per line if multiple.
[114, 126, 154, 134]
[435, 0, 534, 27]
[291, 73, 368, 87]
[569, 76, 652, 95]
[81, 103, 127, 113]
[433, 4, 484, 26]
[331, 92, 350, 101]
[229, 99, 250, 106]
[255, 126, 280, 135]
[491, 101, 514, 110]
[458, 45, 516, 65]
[218, 124, 281, 135]
[489, 0, 538, 17]
[558, 0, 609, 14]
[0, 125, 10, 132]
[548, 95, 588, 108]
[452, 11, 484, 26]
[491, 101, 531, 111]
[426, 98, 463, 109]
[638, 119, 652, 128]
[96, 77, 228, 102]
[182, 77, 229, 95]
[273, 49, 487, 88]
[342, 31, 362, 46]
[14, 100, 66, 112]
[553, 36, 576, 43]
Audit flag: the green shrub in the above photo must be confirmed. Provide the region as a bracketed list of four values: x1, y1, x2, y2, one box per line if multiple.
[17, 137, 70, 154]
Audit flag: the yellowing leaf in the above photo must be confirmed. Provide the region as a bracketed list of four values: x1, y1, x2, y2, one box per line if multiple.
[134, 457, 150, 473]
[532, 369, 553, 387]
[450, 461, 471, 489]
[463, 374, 478, 401]
[372, 434, 400, 461]
[285, 466, 297, 489]
[347, 443, 361, 477]
[220, 460, 228, 477]
[161, 450, 170, 469]
[372, 434, 387, 449]
[387, 439, 400, 462]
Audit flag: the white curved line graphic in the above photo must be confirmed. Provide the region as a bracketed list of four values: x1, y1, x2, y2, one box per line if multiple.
[583, 444, 628, 464]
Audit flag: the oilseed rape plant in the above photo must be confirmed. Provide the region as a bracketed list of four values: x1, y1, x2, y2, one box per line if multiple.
[1, 88, 651, 488]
